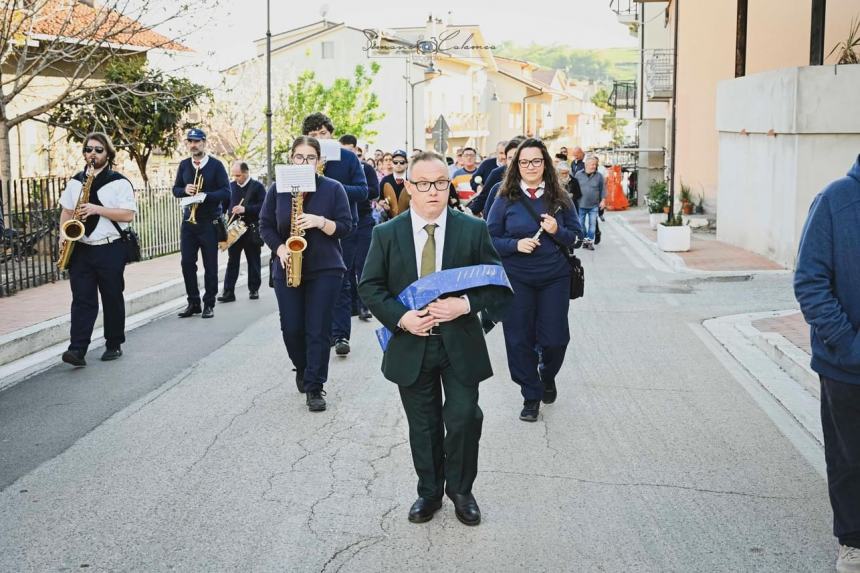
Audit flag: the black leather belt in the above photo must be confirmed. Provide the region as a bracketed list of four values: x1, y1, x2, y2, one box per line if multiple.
[428, 326, 441, 336]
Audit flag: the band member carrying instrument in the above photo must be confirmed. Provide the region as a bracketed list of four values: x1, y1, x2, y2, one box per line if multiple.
[358, 151, 513, 527]
[259, 136, 352, 412]
[172, 128, 230, 319]
[218, 161, 265, 302]
[58, 132, 137, 367]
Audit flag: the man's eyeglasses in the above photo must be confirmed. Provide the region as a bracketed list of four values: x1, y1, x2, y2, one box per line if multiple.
[392, 160, 407, 166]
[518, 158, 544, 168]
[84, 146, 105, 154]
[292, 154, 318, 164]
[410, 179, 450, 192]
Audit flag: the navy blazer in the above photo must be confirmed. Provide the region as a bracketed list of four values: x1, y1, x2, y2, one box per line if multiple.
[172, 156, 231, 222]
[228, 178, 266, 224]
[323, 147, 368, 229]
[259, 175, 352, 280]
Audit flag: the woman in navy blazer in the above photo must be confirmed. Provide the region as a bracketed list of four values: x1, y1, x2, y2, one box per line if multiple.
[486, 138, 582, 423]
[260, 136, 352, 412]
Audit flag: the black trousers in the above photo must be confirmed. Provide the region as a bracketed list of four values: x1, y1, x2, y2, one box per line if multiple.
[821, 375, 860, 548]
[223, 232, 261, 293]
[398, 338, 483, 500]
[68, 241, 127, 353]
[180, 220, 219, 307]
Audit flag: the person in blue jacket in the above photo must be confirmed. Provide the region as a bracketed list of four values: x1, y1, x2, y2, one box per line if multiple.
[487, 138, 582, 422]
[301, 113, 368, 358]
[259, 136, 353, 413]
[479, 137, 524, 219]
[794, 154, 860, 572]
[172, 128, 230, 319]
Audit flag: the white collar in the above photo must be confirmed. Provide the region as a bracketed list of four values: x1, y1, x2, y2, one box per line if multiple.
[235, 177, 250, 188]
[520, 180, 545, 192]
[191, 154, 209, 168]
[411, 208, 447, 236]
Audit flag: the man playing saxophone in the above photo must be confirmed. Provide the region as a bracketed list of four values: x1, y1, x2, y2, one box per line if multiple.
[259, 136, 352, 412]
[58, 132, 137, 367]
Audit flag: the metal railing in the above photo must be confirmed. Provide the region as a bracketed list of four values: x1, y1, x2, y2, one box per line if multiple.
[610, 80, 637, 112]
[645, 49, 674, 101]
[1, 178, 183, 297]
[609, 0, 639, 23]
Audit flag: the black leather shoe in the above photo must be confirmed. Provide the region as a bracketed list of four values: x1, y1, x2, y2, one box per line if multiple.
[295, 369, 305, 394]
[249, 290, 259, 300]
[62, 350, 86, 367]
[201, 305, 214, 318]
[217, 290, 236, 303]
[358, 309, 372, 321]
[408, 497, 443, 523]
[306, 389, 326, 412]
[100, 347, 123, 361]
[177, 303, 202, 318]
[520, 400, 540, 422]
[334, 338, 350, 356]
[542, 378, 557, 404]
[448, 492, 481, 526]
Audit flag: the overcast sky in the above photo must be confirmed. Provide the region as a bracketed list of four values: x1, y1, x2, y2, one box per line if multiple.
[181, 0, 636, 67]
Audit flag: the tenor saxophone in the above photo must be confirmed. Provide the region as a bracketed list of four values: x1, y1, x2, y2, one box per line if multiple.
[285, 191, 307, 287]
[57, 160, 96, 271]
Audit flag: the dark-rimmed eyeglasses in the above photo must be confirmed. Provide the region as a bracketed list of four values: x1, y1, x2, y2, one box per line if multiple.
[410, 179, 450, 192]
[518, 158, 544, 168]
[83, 146, 105, 154]
[292, 154, 318, 164]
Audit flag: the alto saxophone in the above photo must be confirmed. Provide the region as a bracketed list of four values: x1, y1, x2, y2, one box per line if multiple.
[285, 191, 307, 287]
[57, 160, 96, 271]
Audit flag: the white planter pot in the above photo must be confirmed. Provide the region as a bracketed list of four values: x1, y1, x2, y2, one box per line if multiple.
[657, 224, 691, 252]
[649, 213, 665, 230]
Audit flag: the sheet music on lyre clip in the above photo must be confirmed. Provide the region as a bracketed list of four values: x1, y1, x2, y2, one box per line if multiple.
[318, 139, 342, 162]
[275, 164, 316, 193]
[179, 193, 206, 207]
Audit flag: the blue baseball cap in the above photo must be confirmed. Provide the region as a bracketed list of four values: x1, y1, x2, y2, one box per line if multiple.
[186, 128, 207, 141]
[392, 149, 408, 159]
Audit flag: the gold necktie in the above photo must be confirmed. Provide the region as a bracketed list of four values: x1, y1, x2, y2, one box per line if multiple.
[420, 224, 437, 277]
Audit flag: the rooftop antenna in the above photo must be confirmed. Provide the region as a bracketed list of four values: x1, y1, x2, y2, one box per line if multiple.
[320, 4, 329, 25]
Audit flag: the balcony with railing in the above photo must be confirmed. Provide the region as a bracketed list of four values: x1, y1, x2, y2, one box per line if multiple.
[609, 0, 639, 27]
[645, 49, 674, 101]
[609, 80, 637, 113]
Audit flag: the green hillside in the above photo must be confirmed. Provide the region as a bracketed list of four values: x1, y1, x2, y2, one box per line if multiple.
[495, 43, 638, 83]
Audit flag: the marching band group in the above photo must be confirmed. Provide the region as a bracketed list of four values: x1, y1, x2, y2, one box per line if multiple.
[55, 113, 585, 526]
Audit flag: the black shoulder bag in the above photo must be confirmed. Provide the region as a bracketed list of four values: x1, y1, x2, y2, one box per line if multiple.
[518, 194, 585, 300]
[110, 220, 142, 264]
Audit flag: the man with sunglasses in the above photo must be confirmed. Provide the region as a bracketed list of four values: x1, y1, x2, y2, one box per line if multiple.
[172, 128, 231, 319]
[59, 132, 137, 367]
[379, 149, 410, 217]
[359, 151, 512, 527]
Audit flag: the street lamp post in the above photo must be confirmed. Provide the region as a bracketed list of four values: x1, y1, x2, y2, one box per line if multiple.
[409, 63, 441, 152]
[265, 0, 273, 184]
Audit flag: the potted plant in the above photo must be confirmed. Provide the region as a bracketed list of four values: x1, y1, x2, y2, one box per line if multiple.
[646, 179, 669, 229]
[657, 212, 691, 252]
[679, 181, 694, 215]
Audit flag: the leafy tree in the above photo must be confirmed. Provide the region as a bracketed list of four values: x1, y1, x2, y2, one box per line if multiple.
[273, 63, 384, 164]
[592, 87, 628, 146]
[496, 42, 636, 82]
[49, 59, 211, 183]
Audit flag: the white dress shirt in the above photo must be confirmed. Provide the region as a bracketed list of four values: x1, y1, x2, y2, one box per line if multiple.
[520, 180, 545, 199]
[59, 171, 137, 245]
[410, 208, 447, 275]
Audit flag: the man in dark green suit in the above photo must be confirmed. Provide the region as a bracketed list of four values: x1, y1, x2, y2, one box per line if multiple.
[358, 151, 511, 526]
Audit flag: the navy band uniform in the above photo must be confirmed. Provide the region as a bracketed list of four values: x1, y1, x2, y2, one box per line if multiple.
[222, 176, 266, 296]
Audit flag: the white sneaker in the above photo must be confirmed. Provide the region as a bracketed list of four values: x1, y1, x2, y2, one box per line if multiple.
[838, 545, 860, 573]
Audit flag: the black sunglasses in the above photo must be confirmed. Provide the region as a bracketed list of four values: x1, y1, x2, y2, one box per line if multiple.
[84, 146, 105, 154]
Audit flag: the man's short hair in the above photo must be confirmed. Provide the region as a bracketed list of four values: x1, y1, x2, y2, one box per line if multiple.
[409, 150, 447, 173]
[237, 161, 250, 173]
[461, 147, 477, 154]
[497, 140, 508, 149]
[505, 137, 526, 155]
[302, 112, 334, 135]
[338, 134, 357, 146]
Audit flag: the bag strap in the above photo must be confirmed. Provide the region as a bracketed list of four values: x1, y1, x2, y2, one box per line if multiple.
[518, 191, 571, 254]
[109, 219, 128, 238]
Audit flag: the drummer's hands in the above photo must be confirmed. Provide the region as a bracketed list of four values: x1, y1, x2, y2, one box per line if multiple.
[427, 297, 469, 323]
[400, 309, 436, 336]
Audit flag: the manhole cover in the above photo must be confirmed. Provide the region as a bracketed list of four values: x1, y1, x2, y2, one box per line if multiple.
[637, 284, 694, 294]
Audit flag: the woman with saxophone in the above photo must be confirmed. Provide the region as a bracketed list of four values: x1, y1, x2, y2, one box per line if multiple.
[58, 132, 137, 367]
[259, 136, 352, 412]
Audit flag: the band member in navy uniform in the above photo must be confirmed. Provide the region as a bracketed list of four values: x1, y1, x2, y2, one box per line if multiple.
[260, 136, 353, 412]
[301, 113, 368, 358]
[487, 138, 582, 422]
[338, 134, 380, 322]
[59, 132, 137, 367]
[218, 161, 265, 302]
[172, 128, 230, 319]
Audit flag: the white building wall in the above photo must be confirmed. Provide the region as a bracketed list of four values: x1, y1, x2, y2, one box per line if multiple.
[716, 65, 860, 268]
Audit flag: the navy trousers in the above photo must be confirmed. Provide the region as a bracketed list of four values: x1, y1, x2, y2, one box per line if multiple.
[331, 229, 358, 341]
[502, 273, 571, 401]
[350, 214, 375, 314]
[274, 273, 343, 392]
[68, 241, 127, 353]
[223, 232, 261, 293]
[821, 375, 860, 548]
[180, 220, 219, 307]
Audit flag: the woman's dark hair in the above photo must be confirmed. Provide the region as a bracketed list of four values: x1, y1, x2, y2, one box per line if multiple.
[291, 136, 321, 159]
[504, 136, 525, 155]
[83, 131, 116, 169]
[499, 138, 572, 212]
[301, 112, 334, 135]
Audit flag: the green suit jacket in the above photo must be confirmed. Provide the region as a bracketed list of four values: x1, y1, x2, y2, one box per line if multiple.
[358, 208, 512, 387]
